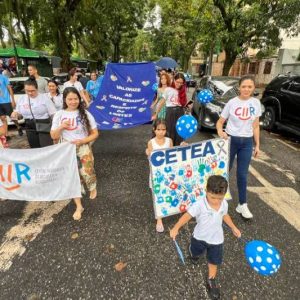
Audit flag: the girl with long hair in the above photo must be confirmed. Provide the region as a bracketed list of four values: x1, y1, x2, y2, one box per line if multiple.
[216, 75, 261, 219]
[146, 118, 173, 232]
[154, 73, 187, 146]
[51, 87, 99, 221]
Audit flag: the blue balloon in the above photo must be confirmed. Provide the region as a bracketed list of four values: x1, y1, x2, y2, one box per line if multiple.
[176, 115, 198, 139]
[197, 89, 213, 104]
[152, 82, 158, 92]
[245, 240, 281, 276]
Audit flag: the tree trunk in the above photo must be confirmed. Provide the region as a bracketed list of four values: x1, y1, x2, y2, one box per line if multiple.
[222, 49, 237, 76]
[182, 56, 189, 72]
[113, 42, 120, 62]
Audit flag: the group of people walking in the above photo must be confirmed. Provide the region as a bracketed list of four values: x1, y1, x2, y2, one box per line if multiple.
[1, 66, 102, 220]
[1, 65, 262, 299]
[148, 73, 261, 298]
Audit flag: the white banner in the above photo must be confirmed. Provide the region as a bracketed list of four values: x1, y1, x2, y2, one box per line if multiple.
[149, 138, 231, 219]
[0, 143, 81, 201]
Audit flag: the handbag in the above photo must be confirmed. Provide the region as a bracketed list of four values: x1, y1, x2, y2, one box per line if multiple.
[28, 97, 52, 133]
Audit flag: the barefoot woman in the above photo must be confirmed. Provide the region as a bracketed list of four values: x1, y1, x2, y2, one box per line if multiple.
[51, 87, 99, 220]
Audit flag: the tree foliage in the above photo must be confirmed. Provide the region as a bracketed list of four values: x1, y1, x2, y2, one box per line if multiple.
[212, 0, 300, 75]
[0, 0, 147, 70]
[0, 0, 299, 74]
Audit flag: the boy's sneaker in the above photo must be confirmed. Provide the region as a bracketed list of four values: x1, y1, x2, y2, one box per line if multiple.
[236, 203, 253, 219]
[207, 278, 220, 299]
[188, 245, 200, 265]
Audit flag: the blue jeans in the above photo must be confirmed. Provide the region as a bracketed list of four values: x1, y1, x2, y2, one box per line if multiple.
[229, 136, 253, 205]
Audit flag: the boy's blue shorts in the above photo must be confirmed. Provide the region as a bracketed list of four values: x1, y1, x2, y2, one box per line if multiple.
[190, 237, 223, 265]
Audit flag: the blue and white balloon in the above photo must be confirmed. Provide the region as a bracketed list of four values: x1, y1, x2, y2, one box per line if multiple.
[245, 240, 281, 276]
[152, 82, 158, 92]
[197, 89, 213, 104]
[176, 115, 198, 140]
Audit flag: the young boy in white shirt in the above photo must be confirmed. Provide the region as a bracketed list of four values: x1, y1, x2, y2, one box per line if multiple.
[170, 175, 241, 300]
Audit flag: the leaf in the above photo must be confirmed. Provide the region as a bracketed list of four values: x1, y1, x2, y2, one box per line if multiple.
[115, 261, 127, 272]
[71, 232, 79, 240]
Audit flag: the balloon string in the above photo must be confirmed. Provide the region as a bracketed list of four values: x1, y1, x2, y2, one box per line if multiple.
[222, 223, 249, 244]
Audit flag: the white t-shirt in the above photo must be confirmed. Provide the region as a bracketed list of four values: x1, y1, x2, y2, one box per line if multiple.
[150, 137, 172, 150]
[63, 81, 84, 93]
[163, 87, 180, 107]
[149, 137, 172, 188]
[221, 97, 262, 137]
[188, 197, 228, 244]
[16, 93, 57, 119]
[46, 93, 63, 110]
[51, 109, 97, 141]
[0, 119, 3, 126]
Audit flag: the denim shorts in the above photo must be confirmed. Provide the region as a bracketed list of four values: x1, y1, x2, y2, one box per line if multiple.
[190, 237, 223, 265]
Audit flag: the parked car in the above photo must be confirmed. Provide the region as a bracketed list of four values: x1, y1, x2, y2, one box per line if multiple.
[7, 77, 28, 126]
[261, 74, 300, 135]
[184, 73, 196, 87]
[52, 73, 68, 85]
[191, 76, 242, 130]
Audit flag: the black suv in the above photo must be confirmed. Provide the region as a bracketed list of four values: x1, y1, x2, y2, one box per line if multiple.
[261, 74, 300, 135]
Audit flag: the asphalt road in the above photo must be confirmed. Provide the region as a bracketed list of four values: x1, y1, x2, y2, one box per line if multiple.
[0, 121, 299, 299]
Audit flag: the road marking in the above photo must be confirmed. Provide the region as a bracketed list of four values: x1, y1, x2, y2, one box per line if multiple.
[276, 138, 299, 152]
[213, 134, 300, 230]
[0, 200, 70, 272]
[248, 166, 300, 231]
[254, 150, 296, 184]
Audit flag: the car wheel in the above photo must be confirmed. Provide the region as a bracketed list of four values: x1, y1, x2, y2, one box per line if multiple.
[197, 109, 204, 131]
[262, 106, 276, 130]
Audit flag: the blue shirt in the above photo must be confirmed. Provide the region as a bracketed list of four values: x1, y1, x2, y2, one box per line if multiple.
[97, 75, 104, 89]
[86, 80, 100, 99]
[0, 74, 11, 104]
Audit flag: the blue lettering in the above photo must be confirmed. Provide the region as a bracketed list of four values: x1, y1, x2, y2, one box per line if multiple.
[249, 106, 255, 116]
[177, 146, 190, 161]
[150, 151, 165, 167]
[15, 163, 31, 184]
[191, 144, 203, 159]
[166, 149, 177, 164]
[203, 141, 215, 156]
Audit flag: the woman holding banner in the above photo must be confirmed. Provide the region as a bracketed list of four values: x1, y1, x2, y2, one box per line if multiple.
[216, 75, 261, 219]
[11, 77, 56, 148]
[153, 73, 187, 146]
[51, 87, 99, 221]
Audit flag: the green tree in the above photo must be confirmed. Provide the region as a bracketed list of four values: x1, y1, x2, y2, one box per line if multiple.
[34, 0, 82, 71]
[212, 0, 300, 75]
[149, 0, 207, 71]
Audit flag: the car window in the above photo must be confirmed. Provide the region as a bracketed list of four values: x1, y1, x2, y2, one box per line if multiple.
[221, 87, 238, 102]
[10, 81, 25, 94]
[199, 78, 208, 88]
[288, 77, 300, 94]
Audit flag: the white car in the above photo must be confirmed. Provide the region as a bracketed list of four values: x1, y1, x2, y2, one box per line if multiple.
[7, 77, 28, 126]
